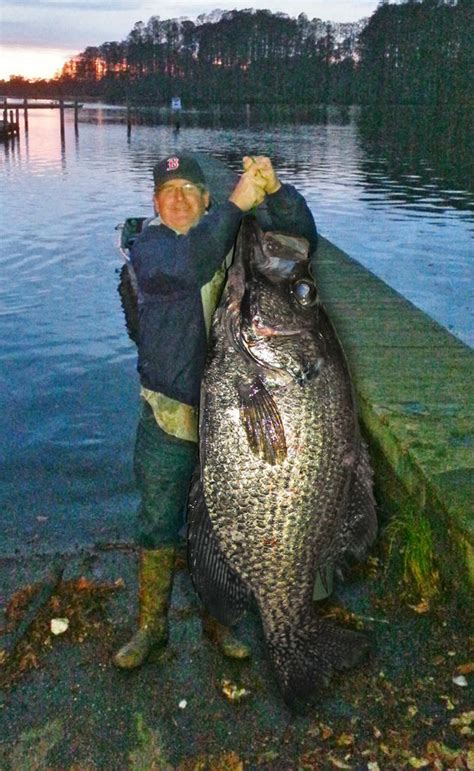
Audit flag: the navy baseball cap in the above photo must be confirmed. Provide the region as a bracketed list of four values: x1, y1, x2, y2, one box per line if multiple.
[153, 155, 207, 189]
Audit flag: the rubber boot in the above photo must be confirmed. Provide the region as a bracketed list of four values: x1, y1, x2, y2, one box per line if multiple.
[112, 546, 174, 670]
[201, 611, 251, 660]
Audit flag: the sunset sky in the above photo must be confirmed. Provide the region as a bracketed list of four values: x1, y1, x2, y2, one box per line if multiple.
[1, 0, 382, 81]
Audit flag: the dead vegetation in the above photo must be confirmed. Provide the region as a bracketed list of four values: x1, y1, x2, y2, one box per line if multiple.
[0, 575, 123, 688]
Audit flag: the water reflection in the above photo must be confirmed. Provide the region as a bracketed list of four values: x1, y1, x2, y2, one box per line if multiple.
[356, 105, 474, 209]
[80, 102, 357, 129]
[78, 101, 473, 210]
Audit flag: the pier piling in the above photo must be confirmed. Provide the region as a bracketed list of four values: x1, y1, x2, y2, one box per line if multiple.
[23, 98, 29, 132]
[59, 98, 65, 141]
[127, 101, 132, 138]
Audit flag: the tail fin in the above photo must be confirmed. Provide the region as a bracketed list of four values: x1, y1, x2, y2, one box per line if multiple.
[264, 615, 372, 709]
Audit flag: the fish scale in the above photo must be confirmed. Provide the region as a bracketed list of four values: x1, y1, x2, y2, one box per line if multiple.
[189, 216, 377, 706]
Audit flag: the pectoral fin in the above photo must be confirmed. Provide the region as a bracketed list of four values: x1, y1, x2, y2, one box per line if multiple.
[238, 377, 287, 465]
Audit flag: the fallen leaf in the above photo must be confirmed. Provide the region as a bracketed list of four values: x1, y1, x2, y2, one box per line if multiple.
[208, 752, 243, 771]
[440, 695, 455, 710]
[450, 711, 474, 737]
[320, 724, 333, 740]
[328, 755, 351, 769]
[408, 757, 429, 768]
[450, 710, 474, 727]
[18, 650, 39, 671]
[220, 679, 250, 703]
[407, 705, 418, 718]
[426, 741, 463, 764]
[257, 750, 279, 764]
[456, 661, 474, 675]
[76, 576, 91, 591]
[336, 733, 354, 748]
[408, 598, 430, 614]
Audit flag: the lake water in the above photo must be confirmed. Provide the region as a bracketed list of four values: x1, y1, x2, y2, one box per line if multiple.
[1, 104, 473, 555]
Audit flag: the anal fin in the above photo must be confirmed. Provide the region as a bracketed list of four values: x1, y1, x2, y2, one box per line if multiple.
[187, 470, 251, 626]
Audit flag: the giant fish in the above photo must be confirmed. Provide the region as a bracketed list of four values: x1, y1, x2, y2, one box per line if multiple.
[188, 216, 377, 707]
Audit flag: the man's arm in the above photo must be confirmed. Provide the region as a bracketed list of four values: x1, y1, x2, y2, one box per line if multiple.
[131, 170, 266, 292]
[243, 155, 318, 253]
[263, 184, 318, 254]
[131, 202, 241, 292]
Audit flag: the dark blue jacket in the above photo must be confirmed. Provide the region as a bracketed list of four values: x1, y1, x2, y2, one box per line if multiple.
[130, 184, 317, 407]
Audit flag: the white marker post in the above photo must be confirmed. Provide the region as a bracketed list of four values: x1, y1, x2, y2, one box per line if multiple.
[170, 96, 181, 130]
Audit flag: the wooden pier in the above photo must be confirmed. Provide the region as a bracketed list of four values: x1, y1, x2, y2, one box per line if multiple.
[1, 98, 83, 138]
[1, 101, 82, 109]
[315, 237, 473, 602]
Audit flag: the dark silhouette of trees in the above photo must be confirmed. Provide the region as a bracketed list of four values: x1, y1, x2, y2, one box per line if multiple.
[1, 3, 471, 108]
[44, 9, 366, 106]
[358, 0, 473, 105]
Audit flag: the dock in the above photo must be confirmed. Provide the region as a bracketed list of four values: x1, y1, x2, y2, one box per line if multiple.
[1, 99, 82, 110]
[1, 97, 83, 137]
[315, 237, 473, 604]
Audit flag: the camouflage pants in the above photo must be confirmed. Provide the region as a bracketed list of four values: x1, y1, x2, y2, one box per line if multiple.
[134, 402, 198, 549]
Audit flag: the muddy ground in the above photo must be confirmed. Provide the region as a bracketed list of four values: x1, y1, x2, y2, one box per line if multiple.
[0, 542, 472, 770]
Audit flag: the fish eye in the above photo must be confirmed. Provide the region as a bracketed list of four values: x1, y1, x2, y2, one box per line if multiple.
[292, 279, 317, 306]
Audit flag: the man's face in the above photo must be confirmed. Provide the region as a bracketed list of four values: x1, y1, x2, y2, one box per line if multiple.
[154, 178, 210, 234]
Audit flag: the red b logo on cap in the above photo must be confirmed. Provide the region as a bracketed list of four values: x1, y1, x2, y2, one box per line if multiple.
[166, 157, 179, 171]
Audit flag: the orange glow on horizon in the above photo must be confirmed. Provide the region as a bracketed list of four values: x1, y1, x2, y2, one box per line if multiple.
[0, 46, 77, 81]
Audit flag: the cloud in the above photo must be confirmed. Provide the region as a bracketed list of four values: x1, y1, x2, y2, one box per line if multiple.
[1, 1, 149, 47]
[1, 1, 379, 55]
[1, 40, 75, 52]
[154, 1, 376, 23]
[1, 19, 86, 47]
[2, 0, 142, 8]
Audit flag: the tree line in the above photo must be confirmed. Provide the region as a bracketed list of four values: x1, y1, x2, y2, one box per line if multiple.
[2, 1, 472, 107]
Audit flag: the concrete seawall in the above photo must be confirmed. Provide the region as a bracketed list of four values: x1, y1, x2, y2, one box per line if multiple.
[314, 237, 473, 603]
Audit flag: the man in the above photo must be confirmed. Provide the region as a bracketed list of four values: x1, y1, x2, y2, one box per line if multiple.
[113, 153, 318, 670]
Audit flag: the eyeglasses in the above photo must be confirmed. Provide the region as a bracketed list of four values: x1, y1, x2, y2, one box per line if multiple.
[158, 182, 204, 198]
